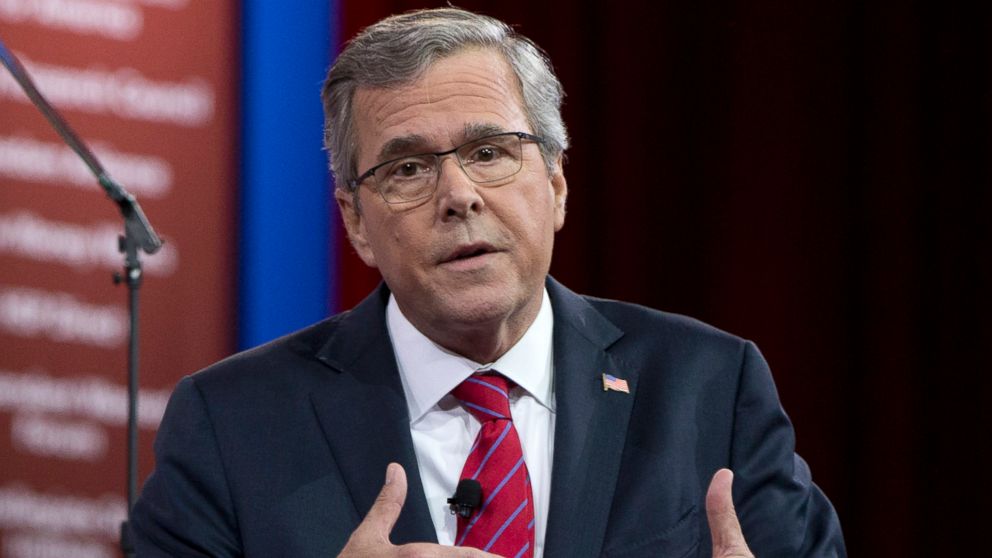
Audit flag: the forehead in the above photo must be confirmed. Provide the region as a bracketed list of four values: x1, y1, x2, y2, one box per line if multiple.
[352, 48, 529, 164]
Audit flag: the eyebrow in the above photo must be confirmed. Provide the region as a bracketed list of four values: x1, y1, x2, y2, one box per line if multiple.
[462, 122, 507, 142]
[377, 134, 430, 162]
[374, 123, 510, 162]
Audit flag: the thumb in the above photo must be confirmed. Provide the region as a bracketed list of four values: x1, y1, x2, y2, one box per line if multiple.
[705, 469, 754, 558]
[356, 463, 407, 543]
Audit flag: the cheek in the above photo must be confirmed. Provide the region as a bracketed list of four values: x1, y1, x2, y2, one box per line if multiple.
[389, 216, 430, 247]
[504, 190, 556, 249]
[360, 212, 396, 262]
[367, 213, 432, 268]
[523, 180, 559, 229]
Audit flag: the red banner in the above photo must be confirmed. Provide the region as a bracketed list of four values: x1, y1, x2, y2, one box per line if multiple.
[0, 1, 236, 556]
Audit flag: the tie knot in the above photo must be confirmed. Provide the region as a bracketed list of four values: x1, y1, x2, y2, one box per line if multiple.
[452, 373, 513, 423]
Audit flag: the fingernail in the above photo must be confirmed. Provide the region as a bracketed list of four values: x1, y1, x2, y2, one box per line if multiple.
[385, 464, 395, 485]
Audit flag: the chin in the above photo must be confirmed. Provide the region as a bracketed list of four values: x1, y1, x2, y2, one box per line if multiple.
[438, 293, 515, 325]
[439, 279, 540, 325]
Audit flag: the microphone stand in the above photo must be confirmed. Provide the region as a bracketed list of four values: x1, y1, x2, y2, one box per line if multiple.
[0, 35, 162, 557]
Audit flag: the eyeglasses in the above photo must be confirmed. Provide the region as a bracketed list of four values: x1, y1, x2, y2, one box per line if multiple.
[348, 132, 545, 205]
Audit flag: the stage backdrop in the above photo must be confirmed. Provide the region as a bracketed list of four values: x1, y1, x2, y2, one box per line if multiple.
[336, 3, 992, 557]
[0, 1, 237, 556]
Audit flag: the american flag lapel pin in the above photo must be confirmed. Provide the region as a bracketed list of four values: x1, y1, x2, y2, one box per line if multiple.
[602, 373, 630, 394]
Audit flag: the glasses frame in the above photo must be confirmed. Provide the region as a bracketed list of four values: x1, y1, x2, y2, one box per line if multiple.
[348, 131, 545, 204]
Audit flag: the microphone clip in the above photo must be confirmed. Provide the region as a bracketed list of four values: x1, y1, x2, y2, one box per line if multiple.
[447, 479, 482, 518]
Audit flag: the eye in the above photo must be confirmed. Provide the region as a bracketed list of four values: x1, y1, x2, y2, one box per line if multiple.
[475, 146, 500, 162]
[466, 143, 507, 164]
[383, 157, 433, 180]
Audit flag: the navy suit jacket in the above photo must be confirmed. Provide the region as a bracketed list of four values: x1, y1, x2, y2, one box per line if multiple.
[132, 278, 845, 557]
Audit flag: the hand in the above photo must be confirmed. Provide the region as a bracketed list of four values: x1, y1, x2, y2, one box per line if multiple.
[338, 463, 499, 557]
[705, 469, 755, 558]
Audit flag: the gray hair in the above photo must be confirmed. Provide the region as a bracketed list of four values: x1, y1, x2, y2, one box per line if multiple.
[321, 7, 569, 190]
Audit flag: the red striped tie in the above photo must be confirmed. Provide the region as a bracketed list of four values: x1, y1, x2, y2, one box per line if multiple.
[452, 373, 535, 558]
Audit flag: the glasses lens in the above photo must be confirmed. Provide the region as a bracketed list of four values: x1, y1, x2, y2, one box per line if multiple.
[374, 155, 437, 203]
[368, 134, 528, 204]
[457, 134, 523, 183]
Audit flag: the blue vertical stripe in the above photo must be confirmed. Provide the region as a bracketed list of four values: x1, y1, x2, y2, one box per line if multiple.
[239, 1, 339, 348]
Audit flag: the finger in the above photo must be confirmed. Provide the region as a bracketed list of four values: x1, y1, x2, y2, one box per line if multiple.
[356, 462, 407, 543]
[705, 469, 753, 557]
[400, 542, 501, 557]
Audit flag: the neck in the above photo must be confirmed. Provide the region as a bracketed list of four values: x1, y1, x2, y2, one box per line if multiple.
[401, 291, 543, 364]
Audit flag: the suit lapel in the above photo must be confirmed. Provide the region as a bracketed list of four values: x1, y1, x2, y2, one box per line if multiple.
[303, 279, 636, 554]
[544, 279, 636, 558]
[308, 285, 437, 545]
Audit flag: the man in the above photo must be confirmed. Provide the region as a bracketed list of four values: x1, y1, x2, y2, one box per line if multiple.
[132, 8, 845, 557]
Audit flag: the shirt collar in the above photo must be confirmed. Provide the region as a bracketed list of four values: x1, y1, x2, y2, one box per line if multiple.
[387, 288, 555, 425]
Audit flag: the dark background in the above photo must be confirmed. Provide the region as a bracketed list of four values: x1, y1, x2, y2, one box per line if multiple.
[336, 2, 991, 556]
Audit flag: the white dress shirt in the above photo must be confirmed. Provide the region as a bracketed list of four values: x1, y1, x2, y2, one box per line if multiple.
[387, 290, 556, 558]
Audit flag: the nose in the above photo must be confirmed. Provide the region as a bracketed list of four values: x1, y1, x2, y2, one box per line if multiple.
[435, 155, 484, 219]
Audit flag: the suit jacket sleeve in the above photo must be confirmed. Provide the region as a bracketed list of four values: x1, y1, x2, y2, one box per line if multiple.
[731, 341, 845, 557]
[131, 376, 243, 557]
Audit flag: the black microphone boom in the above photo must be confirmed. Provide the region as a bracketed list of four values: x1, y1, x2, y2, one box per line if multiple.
[0, 36, 161, 255]
[0, 33, 161, 558]
[447, 479, 483, 518]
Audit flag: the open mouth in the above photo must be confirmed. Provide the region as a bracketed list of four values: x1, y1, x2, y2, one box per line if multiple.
[441, 243, 497, 264]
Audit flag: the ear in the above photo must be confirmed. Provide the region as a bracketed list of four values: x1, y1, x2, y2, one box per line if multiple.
[335, 187, 378, 268]
[550, 156, 568, 231]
